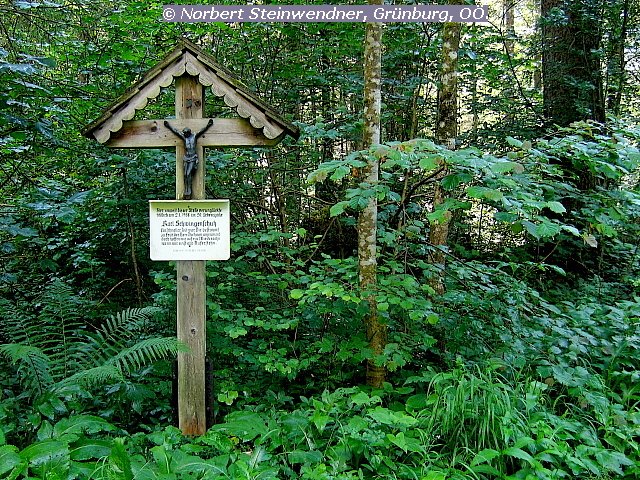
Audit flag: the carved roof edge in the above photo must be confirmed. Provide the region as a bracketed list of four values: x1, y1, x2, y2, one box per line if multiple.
[82, 37, 300, 143]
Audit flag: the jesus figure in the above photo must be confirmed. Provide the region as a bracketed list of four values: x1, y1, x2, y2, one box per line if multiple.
[164, 119, 214, 198]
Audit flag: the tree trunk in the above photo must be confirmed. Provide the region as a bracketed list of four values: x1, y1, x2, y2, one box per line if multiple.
[605, 0, 629, 114]
[429, 4, 462, 295]
[541, 0, 605, 126]
[502, 0, 516, 124]
[359, 0, 386, 388]
[504, 0, 515, 56]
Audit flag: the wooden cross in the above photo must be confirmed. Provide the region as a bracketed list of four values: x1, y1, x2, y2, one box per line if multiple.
[83, 39, 298, 435]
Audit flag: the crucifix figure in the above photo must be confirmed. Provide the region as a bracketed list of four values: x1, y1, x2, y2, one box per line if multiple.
[164, 118, 214, 197]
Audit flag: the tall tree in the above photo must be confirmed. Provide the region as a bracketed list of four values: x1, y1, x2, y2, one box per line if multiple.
[429, 4, 463, 295]
[605, 0, 631, 114]
[359, 0, 386, 388]
[541, 0, 605, 126]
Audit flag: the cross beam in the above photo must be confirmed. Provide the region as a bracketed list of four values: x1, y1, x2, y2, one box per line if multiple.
[104, 118, 286, 148]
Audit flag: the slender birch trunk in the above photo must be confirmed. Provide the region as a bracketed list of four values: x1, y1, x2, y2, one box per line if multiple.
[429, 3, 462, 295]
[359, 0, 386, 387]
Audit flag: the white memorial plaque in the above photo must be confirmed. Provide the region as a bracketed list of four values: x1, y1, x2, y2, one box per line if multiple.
[149, 200, 230, 261]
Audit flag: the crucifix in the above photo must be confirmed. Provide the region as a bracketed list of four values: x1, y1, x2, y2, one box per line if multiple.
[82, 38, 299, 436]
[172, 75, 210, 435]
[164, 118, 213, 198]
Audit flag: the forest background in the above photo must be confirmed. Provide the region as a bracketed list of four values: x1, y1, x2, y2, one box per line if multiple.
[1, 0, 640, 478]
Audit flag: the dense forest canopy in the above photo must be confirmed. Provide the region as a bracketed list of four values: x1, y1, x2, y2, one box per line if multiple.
[2, 0, 640, 478]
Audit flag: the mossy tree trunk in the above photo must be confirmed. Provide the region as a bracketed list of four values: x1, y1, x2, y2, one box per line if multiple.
[541, 0, 605, 126]
[359, 0, 386, 388]
[429, 3, 462, 296]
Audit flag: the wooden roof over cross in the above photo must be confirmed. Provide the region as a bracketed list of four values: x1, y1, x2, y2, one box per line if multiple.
[82, 37, 300, 147]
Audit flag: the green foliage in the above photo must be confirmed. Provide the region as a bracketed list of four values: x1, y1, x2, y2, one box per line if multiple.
[0, 281, 183, 441]
[1, 373, 636, 479]
[1, 3, 640, 479]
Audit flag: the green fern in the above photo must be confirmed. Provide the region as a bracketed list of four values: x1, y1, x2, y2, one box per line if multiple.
[0, 281, 186, 399]
[0, 344, 53, 395]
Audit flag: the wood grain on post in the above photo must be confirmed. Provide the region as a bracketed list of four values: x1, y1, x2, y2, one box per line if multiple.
[175, 75, 207, 436]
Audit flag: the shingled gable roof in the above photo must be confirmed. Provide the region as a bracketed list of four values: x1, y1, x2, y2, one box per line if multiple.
[82, 37, 300, 144]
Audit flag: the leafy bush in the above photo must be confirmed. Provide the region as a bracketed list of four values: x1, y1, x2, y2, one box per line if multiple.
[0, 281, 184, 442]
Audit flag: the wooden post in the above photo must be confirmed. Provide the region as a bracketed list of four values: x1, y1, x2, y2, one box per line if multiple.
[175, 75, 207, 435]
[82, 39, 300, 437]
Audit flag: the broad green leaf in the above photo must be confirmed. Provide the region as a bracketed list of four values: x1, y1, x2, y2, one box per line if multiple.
[405, 394, 428, 410]
[466, 186, 487, 198]
[491, 161, 519, 174]
[228, 326, 248, 338]
[594, 450, 634, 474]
[545, 201, 566, 214]
[471, 448, 501, 466]
[110, 439, 132, 480]
[536, 221, 562, 238]
[513, 436, 536, 448]
[386, 432, 408, 452]
[329, 201, 348, 217]
[351, 391, 374, 405]
[290, 289, 305, 300]
[330, 165, 351, 181]
[23, 55, 56, 68]
[506, 136, 523, 148]
[311, 412, 331, 431]
[217, 390, 238, 405]
[441, 172, 472, 190]
[472, 464, 504, 476]
[151, 445, 172, 474]
[521, 220, 540, 238]
[422, 472, 447, 480]
[368, 407, 418, 428]
[427, 209, 452, 225]
[494, 211, 519, 223]
[69, 439, 112, 461]
[562, 225, 580, 236]
[211, 412, 268, 441]
[173, 451, 228, 474]
[0, 63, 38, 74]
[53, 415, 115, 437]
[484, 189, 504, 201]
[419, 155, 441, 170]
[288, 450, 323, 464]
[502, 447, 534, 465]
[20, 439, 69, 465]
[399, 300, 414, 309]
[0, 445, 20, 475]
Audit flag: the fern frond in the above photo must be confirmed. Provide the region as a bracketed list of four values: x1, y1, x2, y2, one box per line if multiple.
[53, 365, 125, 392]
[104, 337, 187, 374]
[37, 280, 85, 331]
[0, 299, 40, 346]
[1, 287, 174, 401]
[0, 343, 54, 393]
[83, 307, 161, 366]
[1, 281, 92, 383]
